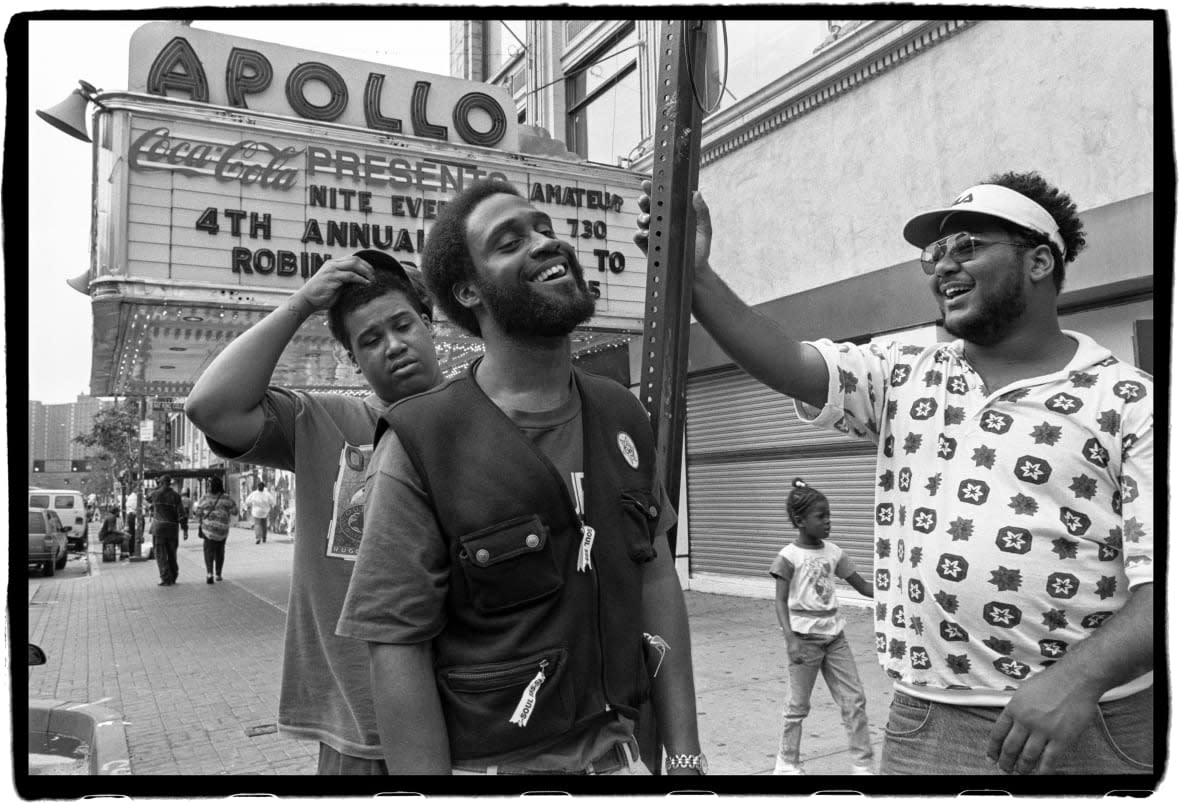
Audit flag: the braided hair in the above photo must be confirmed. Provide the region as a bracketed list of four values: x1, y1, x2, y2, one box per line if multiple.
[786, 478, 828, 527]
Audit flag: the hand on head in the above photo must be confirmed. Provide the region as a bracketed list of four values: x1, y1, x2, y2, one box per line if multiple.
[294, 256, 377, 313]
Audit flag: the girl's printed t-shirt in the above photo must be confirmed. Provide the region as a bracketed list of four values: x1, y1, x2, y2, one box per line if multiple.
[770, 541, 857, 635]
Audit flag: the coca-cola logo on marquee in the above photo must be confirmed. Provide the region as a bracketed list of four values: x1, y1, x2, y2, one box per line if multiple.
[129, 127, 303, 190]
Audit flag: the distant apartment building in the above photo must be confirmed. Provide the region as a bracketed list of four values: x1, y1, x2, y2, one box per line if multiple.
[28, 394, 110, 488]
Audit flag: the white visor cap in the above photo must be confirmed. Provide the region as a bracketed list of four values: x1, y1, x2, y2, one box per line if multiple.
[903, 184, 1067, 259]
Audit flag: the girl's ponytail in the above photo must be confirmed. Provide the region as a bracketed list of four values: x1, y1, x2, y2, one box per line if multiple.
[786, 477, 828, 526]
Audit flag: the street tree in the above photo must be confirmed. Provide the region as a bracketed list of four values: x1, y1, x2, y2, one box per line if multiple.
[74, 401, 179, 505]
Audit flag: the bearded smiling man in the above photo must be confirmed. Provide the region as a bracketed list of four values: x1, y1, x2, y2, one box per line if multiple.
[336, 179, 704, 776]
[635, 170, 1154, 777]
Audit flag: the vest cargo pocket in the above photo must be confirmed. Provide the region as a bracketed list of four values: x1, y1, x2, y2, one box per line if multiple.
[620, 490, 660, 562]
[437, 647, 574, 759]
[457, 514, 563, 613]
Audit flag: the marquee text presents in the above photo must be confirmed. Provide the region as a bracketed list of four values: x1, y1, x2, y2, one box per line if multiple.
[123, 118, 643, 324]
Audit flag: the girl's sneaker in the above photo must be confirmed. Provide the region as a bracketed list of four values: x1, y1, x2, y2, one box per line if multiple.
[773, 757, 805, 775]
[850, 763, 875, 775]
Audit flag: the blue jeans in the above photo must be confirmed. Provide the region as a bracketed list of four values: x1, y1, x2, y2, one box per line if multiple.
[881, 687, 1154, 775]
[779, 631, 873, 769]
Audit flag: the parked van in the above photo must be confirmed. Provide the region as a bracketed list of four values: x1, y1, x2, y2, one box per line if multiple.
[28, 489, 88, 551]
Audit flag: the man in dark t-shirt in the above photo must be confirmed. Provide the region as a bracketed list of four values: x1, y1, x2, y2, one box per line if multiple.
[149, 475, 184, 586]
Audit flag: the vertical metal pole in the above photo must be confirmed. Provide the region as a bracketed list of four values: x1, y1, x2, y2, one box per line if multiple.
[636, 19, 707, 775]
[134, 395, 146, 558]
[640, 19, 706, 550]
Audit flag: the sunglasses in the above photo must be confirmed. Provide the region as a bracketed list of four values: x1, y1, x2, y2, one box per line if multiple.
[919, 231, 1032, 275]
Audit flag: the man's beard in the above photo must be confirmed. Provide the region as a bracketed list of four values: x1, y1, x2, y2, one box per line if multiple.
[941, 264, 1027, 346]
[476, 259, 597, 337]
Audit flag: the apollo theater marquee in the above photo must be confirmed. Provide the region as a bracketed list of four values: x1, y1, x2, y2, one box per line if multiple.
[85, 21, 646, 398]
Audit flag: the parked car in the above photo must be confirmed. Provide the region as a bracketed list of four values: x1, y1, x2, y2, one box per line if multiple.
[28, 489, 87, 551]
[29, 508, 69, 577]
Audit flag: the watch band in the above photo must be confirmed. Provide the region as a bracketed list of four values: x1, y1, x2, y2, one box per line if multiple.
[665, 753, 707, 774]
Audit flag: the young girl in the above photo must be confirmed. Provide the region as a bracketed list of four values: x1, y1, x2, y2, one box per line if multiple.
[769, 478, 875, 775]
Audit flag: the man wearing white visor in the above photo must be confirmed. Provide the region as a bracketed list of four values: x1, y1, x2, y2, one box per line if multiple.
[634, 171, 1153, 776]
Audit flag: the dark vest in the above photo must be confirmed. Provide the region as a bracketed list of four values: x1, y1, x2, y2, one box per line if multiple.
[378, 362, 662, 760]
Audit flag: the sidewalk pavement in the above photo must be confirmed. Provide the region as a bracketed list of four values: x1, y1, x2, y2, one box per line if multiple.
[27, 524, 317, 776]
[25, 522, 892, 777]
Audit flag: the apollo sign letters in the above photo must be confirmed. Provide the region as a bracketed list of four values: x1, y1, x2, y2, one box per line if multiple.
[129, 21, 518, 150]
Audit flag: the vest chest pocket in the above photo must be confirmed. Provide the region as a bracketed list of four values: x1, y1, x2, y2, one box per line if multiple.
[457, 515, 563, 613]
[620, 489, 660, 562]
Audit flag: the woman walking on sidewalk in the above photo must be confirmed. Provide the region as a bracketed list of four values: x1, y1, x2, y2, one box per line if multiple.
[196, 477, 237, 584]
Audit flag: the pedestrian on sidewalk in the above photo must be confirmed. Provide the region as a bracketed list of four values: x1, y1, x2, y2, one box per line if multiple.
[179, 488, 193, 540]
[97, 504, 127, 560]
[196, 476, 237, 584]
[124, 490, 138, 547]
[148, 475, 184, 586]
[770, 479, 875, 776]
[245, 482, 275, 543]
[635, 170, 1154, 775]
[185, 250, 444, 774]
[337, 179, 702, 775]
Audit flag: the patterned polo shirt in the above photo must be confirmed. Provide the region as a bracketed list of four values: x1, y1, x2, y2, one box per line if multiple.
[797, 331, 1153, 705]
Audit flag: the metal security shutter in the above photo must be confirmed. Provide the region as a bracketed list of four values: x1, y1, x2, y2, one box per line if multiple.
[685, 368, 878, 582]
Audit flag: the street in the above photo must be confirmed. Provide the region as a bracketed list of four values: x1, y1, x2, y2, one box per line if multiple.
[25, 520, 896, 783]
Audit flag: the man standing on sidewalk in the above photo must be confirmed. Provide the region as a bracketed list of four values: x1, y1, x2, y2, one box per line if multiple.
[634, 172, 1153, 776]
[185, 250, 444, 774]
[244, 482, 276, 544]
[125, 489, 139, 546]
[338, 180, 703, 775]
[148, 475, 184, 586]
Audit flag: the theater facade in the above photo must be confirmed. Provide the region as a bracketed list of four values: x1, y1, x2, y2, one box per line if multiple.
[74, 21, 648, 511]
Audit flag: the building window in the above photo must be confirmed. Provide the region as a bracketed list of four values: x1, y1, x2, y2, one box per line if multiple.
[566, 25, 641, 166]
[488, 20, 528, 77]
[486, 21, 529, 121]
[565, 19, 594, 43]
[709, 20, 855, 115]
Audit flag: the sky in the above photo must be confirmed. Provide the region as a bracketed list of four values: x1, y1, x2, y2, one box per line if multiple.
[19, 12, 455, 404]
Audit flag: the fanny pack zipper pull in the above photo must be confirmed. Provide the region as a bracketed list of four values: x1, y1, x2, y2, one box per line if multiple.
[577, 524, 596, 573]
[509, 659, 549, 728]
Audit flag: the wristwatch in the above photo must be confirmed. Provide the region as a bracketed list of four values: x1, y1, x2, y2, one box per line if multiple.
[665, 752, 708, 774]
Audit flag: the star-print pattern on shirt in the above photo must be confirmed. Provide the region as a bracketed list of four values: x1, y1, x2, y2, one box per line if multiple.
[797, 332, 1153, 694]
